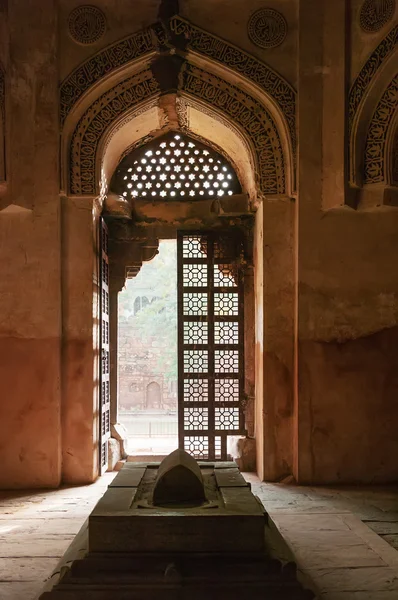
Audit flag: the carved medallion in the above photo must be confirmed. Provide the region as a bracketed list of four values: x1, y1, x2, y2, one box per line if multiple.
[247, 8, 287, 49]
[360, 0, 396, 33]
[68, 5, 106, 45]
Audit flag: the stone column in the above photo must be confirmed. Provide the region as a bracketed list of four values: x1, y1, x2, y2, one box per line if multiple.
[322, 0, 348, 209]
[296, 0, 324, 483]
[61, 196, 101, 484]
[255, 196, 295, 481]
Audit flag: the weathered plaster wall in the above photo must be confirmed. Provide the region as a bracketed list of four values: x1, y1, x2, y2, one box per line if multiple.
[0, 0, 397, 489]
[297, 0, 398, 484]
[0, 0, 61, 487]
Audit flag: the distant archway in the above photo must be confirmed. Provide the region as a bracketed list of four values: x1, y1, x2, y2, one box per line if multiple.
[146, 381, 162, 409]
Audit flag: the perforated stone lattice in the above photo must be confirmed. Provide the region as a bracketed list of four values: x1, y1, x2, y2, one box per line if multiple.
[113, 133, 242, 201]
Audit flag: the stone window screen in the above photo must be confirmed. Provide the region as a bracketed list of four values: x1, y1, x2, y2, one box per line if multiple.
[111, 132, 242, 201]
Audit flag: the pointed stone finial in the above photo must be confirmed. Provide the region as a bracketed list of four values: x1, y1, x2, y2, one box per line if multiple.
[153, 448, 206, 507]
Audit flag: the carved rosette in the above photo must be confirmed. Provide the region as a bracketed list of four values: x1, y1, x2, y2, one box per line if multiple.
[61, 16, 296, 167]
[360, 0, 396, 33]
[69, 70, 160, 194]
[247, 9, 287, 49]
[68, 5, 107, 45]
[364, 74, 398, 183]
[169, 16, 296, 164]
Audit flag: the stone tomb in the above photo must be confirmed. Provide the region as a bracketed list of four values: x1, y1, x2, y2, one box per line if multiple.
[39, 451, 314, 599]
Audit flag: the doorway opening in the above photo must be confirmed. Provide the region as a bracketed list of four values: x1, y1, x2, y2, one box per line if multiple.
[118, 239, 178, 456]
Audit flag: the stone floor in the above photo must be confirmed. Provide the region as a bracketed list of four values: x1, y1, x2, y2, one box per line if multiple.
[0, 473, 397, 600]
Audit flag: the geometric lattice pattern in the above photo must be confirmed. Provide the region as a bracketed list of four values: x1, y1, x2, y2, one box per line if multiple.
[183, 293, 208, 316]
[99, 219, 111, 473]
[183, 263, 208, 287]
[214, 293, 239, 316]
[215, 350, 239, 373]
[183, 350, 208, 373]
[178, 231, 244, 461]
[115, 132, 241, 201]
[215, 321, 239, 344]
[215, 407, 240, 430]
[214, 264, 237, 287]
[182, 236, 208, 259]
[215, 379, 239, 403]
[184, 407, 209, 430]
[184, 379, 208, 402]
[184, 322, 208, 345]
[184, 436, 209, 459]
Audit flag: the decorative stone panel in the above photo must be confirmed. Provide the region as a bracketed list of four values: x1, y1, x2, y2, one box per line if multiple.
[60, 25, 163, 125]
[69, 69, 160, 194]
[68, 5, 107, 45]
[181, 64, 285, 194]
[364, 73, 398, 183]
[169, 16, 296, 161]
[247, 8, 287, 49]
[349, 24, 398, 133]
[359, 0, 396, 33]
[69, 62, 286, 196]
[61, 16, 296, 166]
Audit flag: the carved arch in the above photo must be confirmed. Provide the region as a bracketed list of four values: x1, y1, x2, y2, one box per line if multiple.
[349, 24, 398, 185]
[68, 63, 287, 197]
[60, 16, 296, 177]
[363, 73, 398, 184]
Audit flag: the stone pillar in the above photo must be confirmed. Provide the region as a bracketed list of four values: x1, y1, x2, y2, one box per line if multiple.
[0, 0, 61, 488]
[61, 196, 101, 484]
[296, 0, 324, 483]
[255, 197, 295, 481]
[322, 0, 348, 209]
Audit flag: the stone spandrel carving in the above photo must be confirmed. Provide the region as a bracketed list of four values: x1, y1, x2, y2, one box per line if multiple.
[170, 16, 296, 161]
[68, 5, 107, 45]
[364, 73, 398, 183]
[349, 24, 398, 133]
[182, 64, 285, 194]
[247, 8, 287, 49]
[70, 69, 160, 195]
[360, 0, 396, 33]
[60, 25, 162, 125]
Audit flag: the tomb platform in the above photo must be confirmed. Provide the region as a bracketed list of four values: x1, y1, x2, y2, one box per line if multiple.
[38, 451, 315, 599]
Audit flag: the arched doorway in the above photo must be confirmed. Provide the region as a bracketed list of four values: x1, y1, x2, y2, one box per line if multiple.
[146, 382, 161, 409]
[60, 18, 295, 482]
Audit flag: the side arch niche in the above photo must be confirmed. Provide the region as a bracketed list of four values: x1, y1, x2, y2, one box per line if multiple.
[361, 72, 398, 207]
[349, 23, 398, 206]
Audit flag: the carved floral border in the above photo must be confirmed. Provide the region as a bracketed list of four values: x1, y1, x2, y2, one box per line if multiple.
[60, 16, 296, 161]
[69, 64, 285, 196]
[349, 24, 398, 133]
[364, 73, 398, 183]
